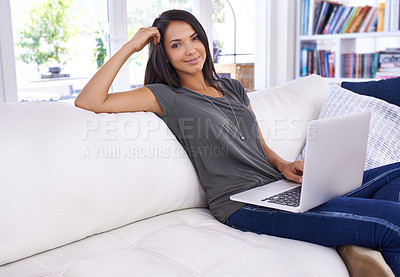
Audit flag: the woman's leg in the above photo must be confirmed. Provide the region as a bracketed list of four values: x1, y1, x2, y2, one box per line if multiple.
[226, 197, 400, 275]
[226, 162, 400, 273]
[346, 162, 400, 201]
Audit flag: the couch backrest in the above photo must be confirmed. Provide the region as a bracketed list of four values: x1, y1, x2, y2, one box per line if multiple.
[0, 102, 207, 265]
[0, 74, 329, 265]
[248, 74, 329, 161]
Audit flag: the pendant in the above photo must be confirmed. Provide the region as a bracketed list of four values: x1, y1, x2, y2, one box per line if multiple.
[240, 136, 245, 141]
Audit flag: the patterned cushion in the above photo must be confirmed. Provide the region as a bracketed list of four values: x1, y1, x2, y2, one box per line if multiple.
[297, 84, 400, 170]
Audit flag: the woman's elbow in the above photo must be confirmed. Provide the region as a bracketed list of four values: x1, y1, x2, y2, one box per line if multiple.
[74, 96, 82, 107]
[74, 96, 98, 112]
[74, 96, 88, 109]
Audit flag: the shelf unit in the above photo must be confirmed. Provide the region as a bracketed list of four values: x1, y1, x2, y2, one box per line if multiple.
[295, 0, 400, 83]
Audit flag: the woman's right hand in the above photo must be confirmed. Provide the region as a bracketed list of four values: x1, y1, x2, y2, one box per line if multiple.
[75, 26, 163, 115]
[127, 27, 161, 53]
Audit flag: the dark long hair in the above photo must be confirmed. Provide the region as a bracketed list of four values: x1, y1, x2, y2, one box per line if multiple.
[144, 10, 219, 90]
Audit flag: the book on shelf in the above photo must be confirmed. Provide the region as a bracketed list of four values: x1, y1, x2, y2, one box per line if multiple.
[327, 5, 344, 33]
[341, 52, 379, 78]
[308, 0, 321, 35]
[376, 71, 400, 79]
[311, 1, 323, 34]
[315, 1, 333, 34]
[390, 0, 400, 31]
[384, 0, 390, 31]
[379, 49, 400, 68]
[300, 43, 335, 77]
[376, 50, 400, 78]
[328, 52, 335, 77]
[359, 7, 378, 33]
[322, 4, 341, 34]
[385, 47, 400, 51]
[300, 0, 400, 35]
[332, 6, 352, 33]
[347, 6, 371, 33]
[301, 42, 317, 76]
[301, 0, 308, 35]
[304, 0, 310, 35]
[341, 6, 360, 33]
[377, 2, 385, 32]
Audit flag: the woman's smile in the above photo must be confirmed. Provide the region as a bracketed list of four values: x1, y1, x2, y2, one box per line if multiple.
[185, 56, 201, 64]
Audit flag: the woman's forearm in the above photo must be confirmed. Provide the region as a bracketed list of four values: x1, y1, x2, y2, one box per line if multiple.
[74, 43, 136, 110]
[262, 144, 289, 172]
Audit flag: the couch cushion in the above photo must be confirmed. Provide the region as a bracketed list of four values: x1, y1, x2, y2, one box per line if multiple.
[249, 74, 329, 161]
[341, 77, 400, 107]
[0, 208, 349, 277]
[0, 102, 207, 265]
[297, 85, 400, 170]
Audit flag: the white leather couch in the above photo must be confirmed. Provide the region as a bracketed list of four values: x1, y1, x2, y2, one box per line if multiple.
[0, 75, 351, 276]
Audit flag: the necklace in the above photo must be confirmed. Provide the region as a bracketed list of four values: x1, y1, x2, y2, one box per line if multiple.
[198, 92, 245, 141]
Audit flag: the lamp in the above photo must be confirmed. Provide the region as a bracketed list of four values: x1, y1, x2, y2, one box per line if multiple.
[226, 0, 236, 64]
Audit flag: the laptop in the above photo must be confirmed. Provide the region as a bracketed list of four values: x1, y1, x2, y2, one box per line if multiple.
[230, 111, 371, 213]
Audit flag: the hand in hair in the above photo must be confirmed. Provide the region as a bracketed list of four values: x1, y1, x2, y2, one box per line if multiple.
[127, 27, 161, 53]
[74, 26, 163, 115]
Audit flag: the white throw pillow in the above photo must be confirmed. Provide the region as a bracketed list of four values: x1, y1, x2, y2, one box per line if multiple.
[249, 74, 329, 161]
[297, 84, 400, 170]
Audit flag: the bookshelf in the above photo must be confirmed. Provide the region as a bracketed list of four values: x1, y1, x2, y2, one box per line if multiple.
[295, 0, 400, 82]
[215, 63, 255, 90]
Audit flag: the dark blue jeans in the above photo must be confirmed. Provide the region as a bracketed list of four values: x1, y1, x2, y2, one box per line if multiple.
[226, 162, 400, 275]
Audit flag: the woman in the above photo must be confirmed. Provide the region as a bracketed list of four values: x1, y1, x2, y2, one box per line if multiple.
[75, 10, 400, 276]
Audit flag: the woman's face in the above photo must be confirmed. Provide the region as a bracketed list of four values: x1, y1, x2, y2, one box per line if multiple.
[163, 20, 206, 78]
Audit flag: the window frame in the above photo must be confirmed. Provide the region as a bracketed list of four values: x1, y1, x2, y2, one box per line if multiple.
[0, 0, 18, 102]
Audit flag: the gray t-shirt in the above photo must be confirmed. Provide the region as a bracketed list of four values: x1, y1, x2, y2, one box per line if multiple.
[146, 78, 283, 223]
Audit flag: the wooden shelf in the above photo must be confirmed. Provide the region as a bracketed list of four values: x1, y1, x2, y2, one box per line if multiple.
[300, 31, 400, 41]
[215, 63, 254, 90]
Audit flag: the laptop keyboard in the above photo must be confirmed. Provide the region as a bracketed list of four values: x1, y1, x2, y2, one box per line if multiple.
[261, 187, 301, 207]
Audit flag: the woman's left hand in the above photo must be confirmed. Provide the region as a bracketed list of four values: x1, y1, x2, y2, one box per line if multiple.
[280, 160, 304, 184]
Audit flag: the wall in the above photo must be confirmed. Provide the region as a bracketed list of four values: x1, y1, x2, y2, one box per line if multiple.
[255, 0, 296, 89]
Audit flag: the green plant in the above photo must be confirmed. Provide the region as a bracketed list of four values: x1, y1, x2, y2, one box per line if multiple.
[93, 36, 107, 69]
[17, 0, 78, 71]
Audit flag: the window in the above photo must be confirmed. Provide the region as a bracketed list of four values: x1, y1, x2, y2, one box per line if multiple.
[10, 0, 108, 103]
[212, 0, 255, 90]
[4, 0, 257, 102]
[127, 0, 194, 88]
